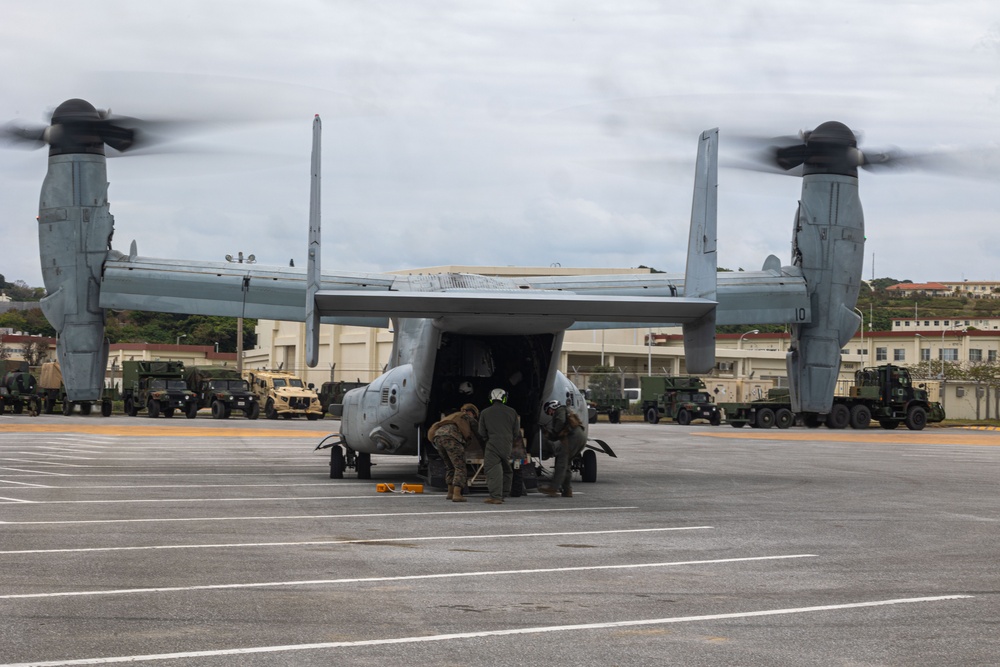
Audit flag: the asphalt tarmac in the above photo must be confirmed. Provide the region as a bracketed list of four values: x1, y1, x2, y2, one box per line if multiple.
[1, 415, 999, 666]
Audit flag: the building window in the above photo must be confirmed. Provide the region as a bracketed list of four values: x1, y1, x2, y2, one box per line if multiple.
[921, 348, 931, 361]
[970, 349, 983, 362]
[940, 349, 958, 361]
[894, 321, 901, 327]
[893, 349, 906, 361]
[904, 321, 910, 327]
[934, 320, 940, 326]
[876, 347, 887, 361]
[989, 350, 997, 362]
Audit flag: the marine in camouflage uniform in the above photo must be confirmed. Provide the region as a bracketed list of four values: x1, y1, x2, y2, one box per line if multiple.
[430, 403, 481, 502]
[541, 403, 587, 497]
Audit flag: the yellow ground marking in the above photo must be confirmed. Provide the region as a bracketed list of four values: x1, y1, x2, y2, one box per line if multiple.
[697, 428, 1000, 446]
[0, 423, 336, 438]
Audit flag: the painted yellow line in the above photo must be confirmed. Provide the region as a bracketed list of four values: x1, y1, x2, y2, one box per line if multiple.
[699, 428, 1000, 446]
[0, 423, 334, 438]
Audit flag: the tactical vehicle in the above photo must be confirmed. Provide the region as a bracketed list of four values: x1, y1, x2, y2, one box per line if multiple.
[186, 365, 259, 419]
[36, 361, 113, 416]
[641, 375, 721, 425]
[318, 380, 367, 417]
[585, 387, 629, 424]
[244, 369, 322, 420]
[0, 361, 40, 415]
[720, 364, 944, 430]
[122, 360, 198, 418]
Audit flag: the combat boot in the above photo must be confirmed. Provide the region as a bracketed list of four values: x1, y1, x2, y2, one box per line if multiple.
[451, 486, 467, 503]
[446, 486, 454, 500]
[561, 488, 573, 498]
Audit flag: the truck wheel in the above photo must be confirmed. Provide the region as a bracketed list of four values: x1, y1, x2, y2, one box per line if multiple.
[101, 400, 112, 417]
[212, 401, 225, 419]
[79, 402, 92, 416]
[265, 399, 278, 420]
[609, 409, 621, 424]
[581, 449, 597, 483]
[802, 413, 822, 429]
[775, 408, 793, 429]
[125, 397, 137, 417]
[186, 403, 199, 419]
[164, 408, 175, 418]
[307, 413, 320, 421]
[849, 404, 872, 429]
[825, 404, 850, 429]
[62, 400, 73, 416]
[44, 396, 56, 414]
[879, 419, 900, 430]
[589, 411, 598, 424]
[645, 408, 659, 424]
[709, 411, 722, 426]
[905, 405, 928, 431]
[755, 408, 775, 429]
[730, 420, 744, 428]
[677, 409, 692, 426]
[148, 400, 161, 418]
[246, 402, 260, 420]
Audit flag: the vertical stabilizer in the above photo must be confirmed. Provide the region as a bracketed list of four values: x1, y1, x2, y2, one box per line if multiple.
[305, 115, 322, 367]
[682, 128, 719, 374]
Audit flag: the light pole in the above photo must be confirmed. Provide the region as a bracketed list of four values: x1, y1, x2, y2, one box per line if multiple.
[225, 252, 256, 374]
[176, 334, 187, 346]
[854, 307, 864, 356]
[738, 329, 759, 350]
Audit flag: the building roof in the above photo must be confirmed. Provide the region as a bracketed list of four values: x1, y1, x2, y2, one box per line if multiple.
[885, 282, 949, 292]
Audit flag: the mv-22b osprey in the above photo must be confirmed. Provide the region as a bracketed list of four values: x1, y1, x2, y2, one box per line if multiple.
[10, 98, 878, 479]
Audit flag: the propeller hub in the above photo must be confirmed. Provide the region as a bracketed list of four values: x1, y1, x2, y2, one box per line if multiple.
[48, 99, 109, 157]
[800, 121, 860, 177]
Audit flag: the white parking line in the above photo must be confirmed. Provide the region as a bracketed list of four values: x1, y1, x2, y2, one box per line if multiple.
[0, 467, 70, 477]
[0, 525, 712, 555]
[0, 496, 34, 503]
[0, 505, 638, 525]
[0, 480, 52, 488]
[0, 595, 970, 666]
[0, 553, 813, 599]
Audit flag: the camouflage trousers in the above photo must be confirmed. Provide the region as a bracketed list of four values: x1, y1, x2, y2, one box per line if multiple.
[433, 428, 468, 488]
[549, 428, 587, 493]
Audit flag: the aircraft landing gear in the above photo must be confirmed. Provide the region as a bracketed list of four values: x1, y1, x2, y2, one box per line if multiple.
[322, 441, 373, 480]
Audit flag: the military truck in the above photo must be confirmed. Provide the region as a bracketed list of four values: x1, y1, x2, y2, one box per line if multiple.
[719, 364, 945, 431]
[243, 369, 322, 420]
[36, 361, 113, 416]
[122, 360, 198, 418]
[640, 375, 722, 425]
[186, 365, 260, 419]
[585, 387, 630, 424]
[0, 361, 41, 415]
[317, 380, 367, 418]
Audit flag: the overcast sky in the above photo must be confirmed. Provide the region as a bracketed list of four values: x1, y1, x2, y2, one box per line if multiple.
[1, 1, 998, 289]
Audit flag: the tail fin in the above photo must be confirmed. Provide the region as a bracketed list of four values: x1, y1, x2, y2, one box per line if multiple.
[682, 128, 719, 374]
[305, 114, 322, 367]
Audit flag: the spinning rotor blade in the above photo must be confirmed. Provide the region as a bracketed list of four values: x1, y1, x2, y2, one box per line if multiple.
[0, 120, 49, 149]
[1, 99, 220, 156]
[730, 121, 1000, 179]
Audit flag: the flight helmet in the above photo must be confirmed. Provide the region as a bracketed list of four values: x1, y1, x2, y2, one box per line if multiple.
[543, 400, 560, 413]
[489, 388, 507, 403]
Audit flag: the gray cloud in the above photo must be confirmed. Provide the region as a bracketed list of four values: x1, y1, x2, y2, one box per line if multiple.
[2, 0, 998, 288]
